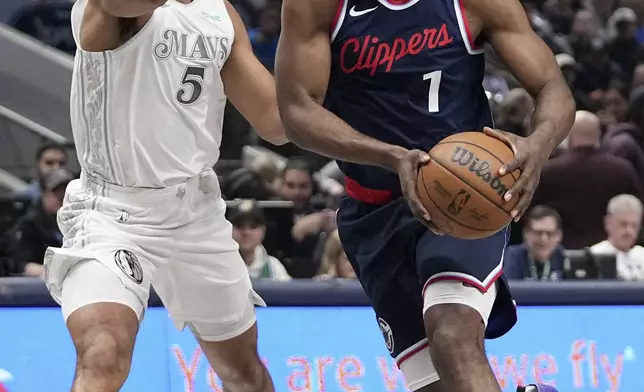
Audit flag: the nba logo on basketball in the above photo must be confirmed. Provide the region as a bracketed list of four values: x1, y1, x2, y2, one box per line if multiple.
[448, 190, 471, 215]
[0, 368, 14, 391]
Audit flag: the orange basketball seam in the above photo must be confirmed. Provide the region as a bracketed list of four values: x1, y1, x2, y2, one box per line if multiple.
[420, 168, 499, 232]
[434, 140, 520, 182]
[426, 159, 514, 217]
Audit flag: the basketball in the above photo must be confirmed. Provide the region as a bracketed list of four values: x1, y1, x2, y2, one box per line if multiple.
[417, 132, 521, 239]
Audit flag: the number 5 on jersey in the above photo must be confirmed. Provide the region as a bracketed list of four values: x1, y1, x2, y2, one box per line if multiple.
[177, 66, 205, 105]
[423, 70, 442, 113]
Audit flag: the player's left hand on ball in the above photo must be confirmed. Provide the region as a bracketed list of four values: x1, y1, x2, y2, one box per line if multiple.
[394, 149, 444, 235]
[483, 127, 550, 222]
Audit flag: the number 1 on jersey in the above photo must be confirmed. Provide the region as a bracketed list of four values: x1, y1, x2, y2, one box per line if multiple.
[423, 70, 442, 113]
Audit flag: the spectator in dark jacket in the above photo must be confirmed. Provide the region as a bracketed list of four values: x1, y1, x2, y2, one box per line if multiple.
[603, 86, 644, 185]
[505, 206, 566, 281]
[10, 168, 73, 278]
[532, 111, 643, 249]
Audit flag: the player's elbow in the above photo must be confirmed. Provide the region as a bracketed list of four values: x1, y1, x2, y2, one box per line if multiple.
[279, 107, 308, 147]
[277, 95, 316, 147]
[553, 79, 576, 127]
[257, 123, 289, 146]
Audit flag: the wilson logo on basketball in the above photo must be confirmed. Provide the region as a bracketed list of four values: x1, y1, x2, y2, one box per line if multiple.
[450, 147, 508, 197]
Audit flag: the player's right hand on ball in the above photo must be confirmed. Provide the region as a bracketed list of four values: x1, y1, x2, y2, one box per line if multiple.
[394, 149, 444, 235]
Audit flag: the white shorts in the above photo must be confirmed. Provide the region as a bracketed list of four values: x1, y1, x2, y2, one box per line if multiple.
[44, 169, 265, 341]
[400, 281, 498, 390]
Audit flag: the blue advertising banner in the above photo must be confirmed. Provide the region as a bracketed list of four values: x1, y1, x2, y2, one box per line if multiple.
[1, 306, 642, 392]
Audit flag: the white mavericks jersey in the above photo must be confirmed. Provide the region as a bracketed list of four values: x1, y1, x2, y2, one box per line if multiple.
[70, 0, 235, 187]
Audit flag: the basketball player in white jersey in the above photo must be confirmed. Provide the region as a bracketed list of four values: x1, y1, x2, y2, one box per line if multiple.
[43, 0, 286, 391]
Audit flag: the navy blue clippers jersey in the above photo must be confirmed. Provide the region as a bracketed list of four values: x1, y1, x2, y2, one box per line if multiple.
[324, 0, 494, 190]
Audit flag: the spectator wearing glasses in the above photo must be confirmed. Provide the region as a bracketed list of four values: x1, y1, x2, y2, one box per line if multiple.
[505, 206, 566, 281]
[591, 194, 644, 280]
[16, 144, 68, 205]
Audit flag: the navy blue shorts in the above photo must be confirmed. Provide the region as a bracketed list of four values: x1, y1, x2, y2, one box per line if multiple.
[336, 189, 517, 366]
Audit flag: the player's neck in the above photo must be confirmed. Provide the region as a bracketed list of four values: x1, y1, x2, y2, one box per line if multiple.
[175, 0, 193, 4]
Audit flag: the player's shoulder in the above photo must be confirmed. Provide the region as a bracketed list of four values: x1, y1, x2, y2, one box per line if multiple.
[281, 0, 340, 26]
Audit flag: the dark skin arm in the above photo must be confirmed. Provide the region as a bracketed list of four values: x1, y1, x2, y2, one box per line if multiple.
[276, 0, 408, 169]
[276, 0, 438, 230]
[463, 0, 575, 219]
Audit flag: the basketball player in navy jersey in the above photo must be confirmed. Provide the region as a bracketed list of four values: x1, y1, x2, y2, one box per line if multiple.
[275, 0, 575, 391]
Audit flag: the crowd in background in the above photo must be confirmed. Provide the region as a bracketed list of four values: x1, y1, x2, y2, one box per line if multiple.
[1, 0, 644, 283]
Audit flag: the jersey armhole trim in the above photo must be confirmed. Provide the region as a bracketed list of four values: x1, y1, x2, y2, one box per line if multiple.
[453, 0, 484, 55]
[331, 0, 347, 42]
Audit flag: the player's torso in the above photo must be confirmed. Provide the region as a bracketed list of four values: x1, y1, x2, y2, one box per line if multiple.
[70, 0, 234, 187]
[325, 0, 494, 190]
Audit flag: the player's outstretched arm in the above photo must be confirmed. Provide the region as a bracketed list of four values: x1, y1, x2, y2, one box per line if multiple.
[467, 0, 575, 151]
[221, 1, 287, 146]
[275, 0, 408, 170]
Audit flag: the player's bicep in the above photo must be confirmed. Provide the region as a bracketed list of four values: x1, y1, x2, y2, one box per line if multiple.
[477, 0, 562, 96]
[221, 2, 275, 122]
[275, 0, 336, 109]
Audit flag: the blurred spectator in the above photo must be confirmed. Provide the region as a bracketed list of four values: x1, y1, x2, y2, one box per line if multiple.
[223, 167, 272, 200]
[230, 199, 290, 281]
[280, 158, 337, 277]
[598, 79, 630, 127]
[632, 63, 644, 89]
[495, 89, 533, 137]
[556, 53, 596, 111]
[532, 111, 643, 248]
[9, 168, 72, 278]
[16, 144, 68, 205]
[522, 0, 569, 53]
[280, 158, 319, 215]
[606, 8, 643, 79]
[229, 0, 256, 27]
[542, 0, 579, 35]
[316, 230, 356, 280]
[248, 155, 282, 197]
[505, 206, 566, 281]
[603, 85, 644, 184]
[248, 0, 281, 72]
[591, 194, 644, 280]
[568, 9, 601, 59]
[575, 39, 622, 97]
[621, 0, 644, 43]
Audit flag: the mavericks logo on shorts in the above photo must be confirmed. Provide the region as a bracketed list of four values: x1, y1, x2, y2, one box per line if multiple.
[114, 250, 143, 284]
[378, 318, 394, 354]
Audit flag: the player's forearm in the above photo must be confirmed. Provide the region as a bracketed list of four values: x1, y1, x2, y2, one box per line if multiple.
[280, 99, 407, 171]
[528, 79, 575, 153]
[99, 0, 165, 17]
